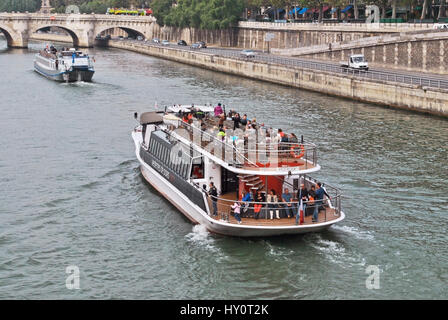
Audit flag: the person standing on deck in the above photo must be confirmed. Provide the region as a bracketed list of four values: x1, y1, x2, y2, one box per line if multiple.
[209, 182, 218, 216]
[231, 201, 242, 224]
[313, 182, 330, 223]
[296, 183, 309, 225]
[241, 190, 253, 217]
[281, 188, 294, 218]
[214, 103, 223, 117]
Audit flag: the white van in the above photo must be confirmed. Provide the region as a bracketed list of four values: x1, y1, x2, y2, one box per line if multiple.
[433, 23, 448, 29]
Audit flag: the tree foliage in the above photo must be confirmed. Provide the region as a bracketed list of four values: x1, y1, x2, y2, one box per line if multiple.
[0, 0, 41, 12]
[160, 0, 245, 29]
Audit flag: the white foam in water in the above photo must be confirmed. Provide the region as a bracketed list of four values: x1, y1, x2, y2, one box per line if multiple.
[186, 224, 210, 242]
[332, 225, 375, 241]
[185, 224, 221, 254]
[309, 234, 366, 267]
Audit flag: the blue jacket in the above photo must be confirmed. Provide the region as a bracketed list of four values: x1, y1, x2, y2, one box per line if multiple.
[315, 187, 330, 201]
[242, 192, 252, 202]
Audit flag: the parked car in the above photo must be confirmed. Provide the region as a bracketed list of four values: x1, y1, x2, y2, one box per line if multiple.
[152, 38, 160, 43]
[240, 49, 256, 58]
[177, 40, 187, 46]
[197, 41, 207, 48]
[161, 40, 170, 46]
[190, 43, 200, 49]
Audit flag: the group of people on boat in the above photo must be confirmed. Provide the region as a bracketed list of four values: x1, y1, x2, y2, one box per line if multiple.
[208, 181, 330, 225]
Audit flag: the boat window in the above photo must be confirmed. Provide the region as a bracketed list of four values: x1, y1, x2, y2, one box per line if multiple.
[191, 162, 204, 180]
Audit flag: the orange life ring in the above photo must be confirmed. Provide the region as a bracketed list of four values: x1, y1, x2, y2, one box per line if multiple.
[290, 144, 305, 159]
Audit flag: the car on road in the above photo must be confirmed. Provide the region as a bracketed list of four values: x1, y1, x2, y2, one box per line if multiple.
[240, 49, 256, 58]
[197, 41, 207, 48]
[433, 23, 448, 29]
[161, 40, 170, 46]
[190, 43, 201, 49]
[177, 40, 187, 46]
[137, 36, 144, 41]
[152, 38, 160, 43]
[340, 54, 369, 71]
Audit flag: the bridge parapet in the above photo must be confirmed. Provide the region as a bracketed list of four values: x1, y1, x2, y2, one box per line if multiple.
[0, 12, 155, 48]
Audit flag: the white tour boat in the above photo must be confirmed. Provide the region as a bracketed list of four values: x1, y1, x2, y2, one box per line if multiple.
[34, 46, 95, 82]
[132, 105, 345, 237]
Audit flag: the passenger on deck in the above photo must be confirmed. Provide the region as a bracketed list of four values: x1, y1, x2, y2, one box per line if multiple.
[281, 188, 294, 218]
[241, 190, 253, 217]
[214, 103, 224, 117]
[217, 127, 226, 141]
[308, 185, 316, 221]
[313, 182, 331, 223]
[232, 113, 241, 130]
[267, 189, 280, 220]
[289, 133, 299, 144]
[296, 183, 309, 225]
[218, 113, 226, 127]
[240, 114, 248, 126]
[253, 189, 265, 220]
[208, 182, 218, 216]
[231, 201, 242, 224]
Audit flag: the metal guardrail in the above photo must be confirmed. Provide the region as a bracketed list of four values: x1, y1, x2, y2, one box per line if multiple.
[117, 39, 448, 90]
[204, 176, 342, 225]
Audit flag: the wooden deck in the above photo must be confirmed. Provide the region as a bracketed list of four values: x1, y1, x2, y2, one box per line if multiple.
[210, 192, 340, 226]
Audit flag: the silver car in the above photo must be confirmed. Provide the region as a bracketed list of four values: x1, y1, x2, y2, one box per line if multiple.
[241, 49, 256, 58]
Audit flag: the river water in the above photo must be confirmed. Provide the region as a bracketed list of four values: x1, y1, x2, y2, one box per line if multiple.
[0, 39, 447, 299]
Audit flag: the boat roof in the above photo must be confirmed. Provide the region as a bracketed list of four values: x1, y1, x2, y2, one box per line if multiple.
[167, 105, 214, 113]
[140, 111, 164, 124]
[140, 105, 321, 175]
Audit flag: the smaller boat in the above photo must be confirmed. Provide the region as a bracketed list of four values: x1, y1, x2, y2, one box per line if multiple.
[34, 46, 95, 82]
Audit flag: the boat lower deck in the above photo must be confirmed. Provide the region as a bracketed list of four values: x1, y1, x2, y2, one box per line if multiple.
[210, 192, 340, 226]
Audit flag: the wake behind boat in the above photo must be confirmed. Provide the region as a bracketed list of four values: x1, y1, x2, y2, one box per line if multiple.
[34, 46, 95, 82]
[132, 104, 345, 237]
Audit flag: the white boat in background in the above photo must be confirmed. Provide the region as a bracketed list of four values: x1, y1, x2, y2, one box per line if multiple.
[132, 104, 345, 237]
[34, 46, 95, 82]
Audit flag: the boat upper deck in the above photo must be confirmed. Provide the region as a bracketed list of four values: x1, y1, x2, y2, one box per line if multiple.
[155, 105, 319, 175]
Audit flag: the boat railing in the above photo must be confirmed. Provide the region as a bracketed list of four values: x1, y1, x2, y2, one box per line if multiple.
[177, 120, 318, 170]
[204, 177, 342, 225]
[206, 191, 341, 225]
[177, 120, 260, 168]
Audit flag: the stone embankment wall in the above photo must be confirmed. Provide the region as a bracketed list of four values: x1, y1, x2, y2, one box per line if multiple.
[109, 40, 448, 117]
[273, 30, 448, 75]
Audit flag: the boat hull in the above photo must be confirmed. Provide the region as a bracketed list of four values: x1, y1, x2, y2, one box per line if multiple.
[133, 132, 345, 237]
[34, 61, 94, 82]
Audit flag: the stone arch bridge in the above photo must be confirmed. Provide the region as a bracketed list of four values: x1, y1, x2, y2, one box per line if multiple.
[0, 13, 156, 47]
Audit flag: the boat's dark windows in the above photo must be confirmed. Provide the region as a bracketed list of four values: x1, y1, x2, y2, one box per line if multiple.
[163, 147, 169, 164]
[181, 163, 189, 179]
[161, 146, 166, 163]
[154, 141, 160, 158]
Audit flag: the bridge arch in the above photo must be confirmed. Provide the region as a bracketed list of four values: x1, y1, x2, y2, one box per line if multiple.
[0, 27, 14, 47]
[32, 25, 81, 47]
[0, 24, 24, 47]
[95, 26, 146, 39]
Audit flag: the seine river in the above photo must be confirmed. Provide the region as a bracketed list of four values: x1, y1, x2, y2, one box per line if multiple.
[0, 39, 447, 299]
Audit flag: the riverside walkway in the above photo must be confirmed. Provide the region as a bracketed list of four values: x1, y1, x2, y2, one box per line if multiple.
[121, 39, 448, 90]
